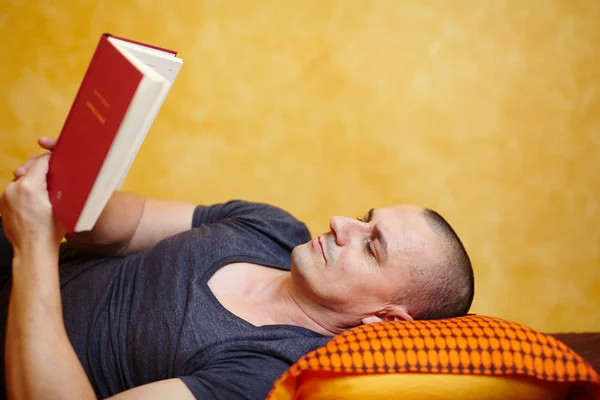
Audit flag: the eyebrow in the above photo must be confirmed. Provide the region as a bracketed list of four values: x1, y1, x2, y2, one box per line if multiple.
[368, 209, 389, 262]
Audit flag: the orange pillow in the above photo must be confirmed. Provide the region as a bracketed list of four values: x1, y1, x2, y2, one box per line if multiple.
[267, 315, 600, 400]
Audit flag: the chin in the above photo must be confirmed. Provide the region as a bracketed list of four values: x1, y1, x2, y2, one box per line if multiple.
[290, 245, 316, 282]
[292, 241, 312, 261]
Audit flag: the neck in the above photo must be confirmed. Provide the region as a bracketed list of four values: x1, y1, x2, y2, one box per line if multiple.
[251, 272, 336, 337]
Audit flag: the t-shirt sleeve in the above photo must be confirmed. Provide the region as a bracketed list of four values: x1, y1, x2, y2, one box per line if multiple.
[192, 200, 312, 250]
[178, 351, 289, 400]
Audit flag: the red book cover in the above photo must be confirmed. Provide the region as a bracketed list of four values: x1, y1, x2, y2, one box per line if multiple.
[47, 35, 143, 233]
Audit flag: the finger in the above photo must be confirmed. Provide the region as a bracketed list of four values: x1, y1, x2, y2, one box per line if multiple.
[13, 155, 39, 178]
[13, 152, 51, 179]
[13, 167, 25, 179]
[38, 137, 57, 151]
[24, 154, 50, 182]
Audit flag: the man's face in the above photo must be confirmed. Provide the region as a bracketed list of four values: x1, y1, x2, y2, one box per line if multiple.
[291, 205, 437, 323]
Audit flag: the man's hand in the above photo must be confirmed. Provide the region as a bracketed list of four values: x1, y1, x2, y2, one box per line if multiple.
[12, 137, 56, 180]
[0, 152, 65, 254]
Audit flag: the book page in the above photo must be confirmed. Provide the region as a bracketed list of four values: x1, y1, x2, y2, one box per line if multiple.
[108, 37, 183, 83]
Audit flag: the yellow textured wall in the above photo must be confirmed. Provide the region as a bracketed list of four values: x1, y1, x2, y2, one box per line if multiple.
[1, 1, 599, 333]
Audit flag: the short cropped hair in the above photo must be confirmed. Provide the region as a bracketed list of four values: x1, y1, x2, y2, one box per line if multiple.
[398, 208, 475, 320]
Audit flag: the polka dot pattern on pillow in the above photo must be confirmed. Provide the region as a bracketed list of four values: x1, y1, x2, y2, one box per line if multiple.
[267, 315, 599, 399]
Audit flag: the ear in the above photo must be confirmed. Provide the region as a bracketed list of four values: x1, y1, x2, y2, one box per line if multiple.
[361, 305, 413, 325]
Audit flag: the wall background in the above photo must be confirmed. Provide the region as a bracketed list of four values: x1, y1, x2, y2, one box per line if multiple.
[1, 0, 599, 332]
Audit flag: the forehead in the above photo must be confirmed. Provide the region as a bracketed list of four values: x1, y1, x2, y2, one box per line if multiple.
[373, 204, 425, 223]
[372, 205, 433, 255]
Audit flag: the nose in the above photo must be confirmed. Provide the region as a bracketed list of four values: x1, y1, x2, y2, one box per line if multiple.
[329, 216, 369, 246]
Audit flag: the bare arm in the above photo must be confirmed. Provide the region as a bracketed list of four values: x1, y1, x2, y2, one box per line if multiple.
[2, 155, 95, 399]
[7, 246, 96, 399]
[65, 191, 196, 256]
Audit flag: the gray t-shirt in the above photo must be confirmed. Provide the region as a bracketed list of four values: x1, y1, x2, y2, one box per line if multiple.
[0, 201, 329, 399]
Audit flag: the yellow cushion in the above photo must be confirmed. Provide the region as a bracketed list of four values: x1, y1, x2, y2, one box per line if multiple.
[292, 373, 568, 400]
[267, 315, 600, 400]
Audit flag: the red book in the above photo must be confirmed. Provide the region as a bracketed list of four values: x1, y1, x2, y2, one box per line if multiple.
[47, 33, 183, 233]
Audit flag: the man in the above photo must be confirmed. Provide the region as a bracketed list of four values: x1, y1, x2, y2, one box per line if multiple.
[0, 138, 474, 400]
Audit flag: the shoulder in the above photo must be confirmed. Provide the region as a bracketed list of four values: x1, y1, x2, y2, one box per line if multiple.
[193, 200, 312, 249]
[193, 200, 302, 224]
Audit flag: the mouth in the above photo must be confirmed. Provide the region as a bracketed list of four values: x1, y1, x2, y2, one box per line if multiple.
[315, 236, 327, 264]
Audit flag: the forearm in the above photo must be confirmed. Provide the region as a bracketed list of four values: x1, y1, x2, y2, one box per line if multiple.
[6, 245, 95, 400]
[65, 191, 146, 255]
[66, 191, 197, 256]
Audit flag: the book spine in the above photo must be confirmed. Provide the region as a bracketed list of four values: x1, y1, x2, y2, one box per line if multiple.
[104, 33, 178, 56]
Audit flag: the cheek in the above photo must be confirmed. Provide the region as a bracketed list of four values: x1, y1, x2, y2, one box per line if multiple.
[339, 257, 388, 294]
[335, 251, 373, 276]
[326, 258, 373, 295]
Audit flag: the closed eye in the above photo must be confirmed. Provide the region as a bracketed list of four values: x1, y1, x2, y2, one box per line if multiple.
[359, 208, 387, 263]
[358, 211, 376, 259]
[365, 240, 375, 257]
